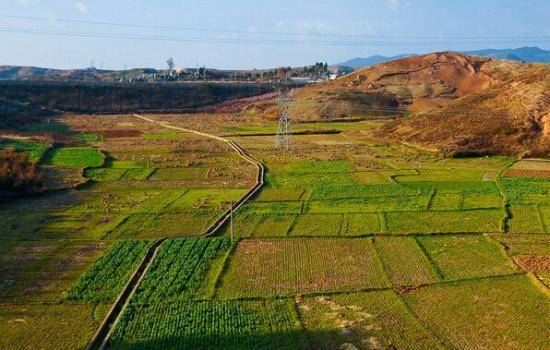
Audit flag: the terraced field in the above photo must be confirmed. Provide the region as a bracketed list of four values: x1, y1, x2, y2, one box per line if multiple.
[1, 113, 549, 349]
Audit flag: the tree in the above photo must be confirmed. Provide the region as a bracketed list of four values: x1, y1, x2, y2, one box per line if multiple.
[166, 57, 175, 75]
[0, 152, 44, 195]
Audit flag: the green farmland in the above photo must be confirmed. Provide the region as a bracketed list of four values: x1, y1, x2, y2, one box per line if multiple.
[1, 114, 548, 349]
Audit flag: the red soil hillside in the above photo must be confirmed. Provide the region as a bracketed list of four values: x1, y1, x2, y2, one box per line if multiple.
[381, 63, 550, 157]
[245, 52, 509, 120]
[241, 51, 548, 156]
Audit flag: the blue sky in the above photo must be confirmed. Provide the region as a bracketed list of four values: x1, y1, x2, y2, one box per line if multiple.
[1, 0, 549, 69]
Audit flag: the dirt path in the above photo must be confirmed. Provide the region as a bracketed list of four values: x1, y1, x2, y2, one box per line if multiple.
[86, 114, 265, 350]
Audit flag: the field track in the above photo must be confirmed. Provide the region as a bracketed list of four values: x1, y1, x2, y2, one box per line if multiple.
[86, 114, 265, 350]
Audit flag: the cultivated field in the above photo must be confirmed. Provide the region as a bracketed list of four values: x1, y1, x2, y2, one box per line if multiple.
[1, 112, 548, 349]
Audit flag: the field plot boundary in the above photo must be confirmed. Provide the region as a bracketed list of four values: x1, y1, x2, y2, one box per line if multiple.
[86, 114, 266, 350]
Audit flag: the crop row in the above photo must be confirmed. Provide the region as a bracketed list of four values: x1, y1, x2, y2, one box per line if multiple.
[217, 238, 390, 298]
[107, 299, 304, 350]
[216, 236, 518, 298]
[228, 208, 503, 237]
[133, 238, 231, 303]
[67, 240, 151, 302]
[86, 167, 155, 181]
[403, 275, 549, 349]
[299, 290, 443, 349]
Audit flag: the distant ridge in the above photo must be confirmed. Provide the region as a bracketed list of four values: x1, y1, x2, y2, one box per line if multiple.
[338, 47, 550, 68]
[464, 46, 550, 63]
[338, 54, 417, 68]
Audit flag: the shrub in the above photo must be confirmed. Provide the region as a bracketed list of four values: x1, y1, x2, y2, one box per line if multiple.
[0, 152, 44, 194]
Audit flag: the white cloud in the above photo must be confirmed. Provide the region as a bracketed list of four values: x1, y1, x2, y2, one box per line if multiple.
[388, 0, 398, 11]
[75, 1, 88, 13]
[276, 21, 285, 29]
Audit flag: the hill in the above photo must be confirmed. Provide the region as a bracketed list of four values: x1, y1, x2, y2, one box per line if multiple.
[0, 66, 158, 82]
[381, 63, 550, 157]
[250, 52, 501, 120]
[245, 51, 548, 156]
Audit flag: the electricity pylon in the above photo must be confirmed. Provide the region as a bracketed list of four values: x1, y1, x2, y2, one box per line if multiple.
[274, 89, 293, 152]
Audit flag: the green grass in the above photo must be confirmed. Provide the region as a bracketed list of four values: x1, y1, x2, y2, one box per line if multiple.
[373, 236, 441, 286]
[404, 275, 550, 349]
[42, 146, 104, 168]
[106, 212, 219, 239]
[416, 235, 517, 280]
[133, 238, 231, 303]
[300, 290, 443, 349]
[339, 213, 381, 235]
[267, 171, 358, 188]
[108, 299, 305, 350]
[502, 178, 550, 205]
[86, 168, 128, 181]
[148, 167, 208, 181]
[67, 240, 151, 302]
[306, 196, 431, 213]
[0, 139, 48, 162]
[310, 183, 428, 201]
[385, 209, 502, 234]
[279, 160, 354, 174]
[508, 205, 545, 233]
[254, 188, 305, 202]
[239, 202, 302, 216]
[120, 168, 156, 181]
[75, 133, 104, 142]
[401, 180, 500, 194]
[168, 189, 248, 209]
[26, 123, 70, 133]
[289, 214, 342, 236]
[394, 168, 485, 182]
[222, 213, 295, 238]
[428, 192, 463, 210]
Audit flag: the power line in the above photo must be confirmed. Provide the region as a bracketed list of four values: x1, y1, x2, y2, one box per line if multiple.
[1, 14, 548, 41]
[0, 27, 461, 46]
[2, 27, 547, 48]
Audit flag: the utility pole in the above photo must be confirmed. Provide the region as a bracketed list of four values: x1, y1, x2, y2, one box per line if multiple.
[274, 84, 293, 153]
[230, 201, 234, 242]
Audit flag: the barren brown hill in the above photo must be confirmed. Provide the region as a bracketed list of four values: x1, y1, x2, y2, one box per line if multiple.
[242, 51, 548, 156]
[246, 52, 518, 120]
[381, 63, 550, 157]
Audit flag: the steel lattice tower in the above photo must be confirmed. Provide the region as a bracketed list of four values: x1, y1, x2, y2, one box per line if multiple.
[274, 90, 293, 152]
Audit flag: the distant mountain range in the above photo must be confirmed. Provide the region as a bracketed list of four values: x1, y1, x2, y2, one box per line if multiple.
[464, 47, 550, 62]
[338, 54, 417, 68]
[338, 47, 550, 68]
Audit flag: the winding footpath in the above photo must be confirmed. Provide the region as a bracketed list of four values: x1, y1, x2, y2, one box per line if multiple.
[86, 114, 265, 350]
